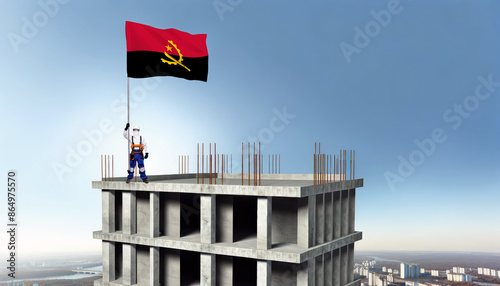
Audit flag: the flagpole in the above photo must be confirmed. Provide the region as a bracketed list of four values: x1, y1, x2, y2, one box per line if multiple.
[127, 77, 130, 170]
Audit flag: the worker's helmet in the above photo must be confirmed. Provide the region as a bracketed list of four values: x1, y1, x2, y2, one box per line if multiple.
[132, 125, 140, 131]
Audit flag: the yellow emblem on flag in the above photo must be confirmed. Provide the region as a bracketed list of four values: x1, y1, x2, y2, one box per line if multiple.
[161, 40, 191, 72]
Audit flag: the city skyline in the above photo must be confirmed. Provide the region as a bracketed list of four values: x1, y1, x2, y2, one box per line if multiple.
[1, 0, 499, 258]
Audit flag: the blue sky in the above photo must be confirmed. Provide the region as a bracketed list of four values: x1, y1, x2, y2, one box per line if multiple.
[1, 0, 499, 257]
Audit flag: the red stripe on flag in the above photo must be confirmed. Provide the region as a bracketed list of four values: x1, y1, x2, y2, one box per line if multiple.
[126, 21, 208, 57]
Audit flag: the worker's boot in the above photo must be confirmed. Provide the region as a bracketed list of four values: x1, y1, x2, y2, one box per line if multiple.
[126, 178, 131, 183]
[143, 178, 149, 184]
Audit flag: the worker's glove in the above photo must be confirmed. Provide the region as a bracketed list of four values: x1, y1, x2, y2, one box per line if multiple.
[124, 123, 130, 131]
[145, 153, 149, 159]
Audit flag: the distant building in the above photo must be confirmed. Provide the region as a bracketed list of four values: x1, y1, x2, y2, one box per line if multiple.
[446, 270, 451, 274]
[405, 282, 430, 286]
[420, 268, 426, 274]
[382, 266, 387, 272]
[431, 270, 440, 277]
[388, 268, 393, 273]
[401, 263, 409, 279]
[447, 273, 471, 282]
[401, 263, 420, 279]
[387, 274, 394, 283]
[478, 267, 500, 278]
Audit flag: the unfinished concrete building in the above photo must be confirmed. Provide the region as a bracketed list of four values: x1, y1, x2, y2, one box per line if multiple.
[93, 170, 363, 286]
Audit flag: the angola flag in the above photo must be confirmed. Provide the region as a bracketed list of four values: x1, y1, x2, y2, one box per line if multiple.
[126, 21, 208, 81]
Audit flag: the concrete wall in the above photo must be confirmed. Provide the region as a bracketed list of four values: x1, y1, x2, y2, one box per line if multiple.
[272, 197, 297, 245]
[136, 245, 149, 285]
[160, 193, 181, 237]
[216, 255, 233, 286]
[272, 261, 298, 286]
[160, 248, 180, 286]
[216, 196, 233, 243]
[137, 192, 150, 236]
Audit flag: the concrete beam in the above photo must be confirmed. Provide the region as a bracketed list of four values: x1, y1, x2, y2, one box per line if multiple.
[348, 189, 356, 234]
[123, 191, 137, 235]
[257, 197, 272, 250]
[333, 192, 341, 240]
[316, 194, 325, 245]
[257, 260, 271, 286]
[201, 195, 216, 244]
[316, 254, 324, 286]
[341, 190, 349, 237]
[324, 251, 332, 286]
[298, 195, 316, 248]
[333, 249, 340, 286]
[348, 243, 355, 283]
[297, 258, 315, 286]
[102, 190, 115, 233]
[102, 241, 115, 282]
[123, 243, 137, 285]
[324, 192, 333, 242]
[150, 247, 159, 286]
[200, 253, 215, 285]
[340, 245, 348, 286]
[216, 196, 233, 243]
[150, 192, 159, 238]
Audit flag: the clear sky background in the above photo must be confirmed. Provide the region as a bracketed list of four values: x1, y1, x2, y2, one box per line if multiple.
[0, 0, 499, 258]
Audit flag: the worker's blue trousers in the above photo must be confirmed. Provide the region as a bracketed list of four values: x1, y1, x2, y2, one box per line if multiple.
[128, 153, 147, 180]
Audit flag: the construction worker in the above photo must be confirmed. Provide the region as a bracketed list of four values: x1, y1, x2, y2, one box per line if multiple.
[124, 123, 149, 183]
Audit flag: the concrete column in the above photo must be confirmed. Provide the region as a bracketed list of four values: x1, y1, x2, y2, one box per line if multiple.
[123, 243, 137, 285]
[340, 246, 348, 286]
[333, 249, 340, 286]
[316, 255, 324, 286]
[201, 195, 216, 244]
[200, 253, 215, 286]
[324, 192, 333, 242]
[348, 189, 356, 234]
[348, 243, 355, 283]
[298, 195, 316, 248]
[341, 190, 349, 237]
[150, 247, 159, 286]
[333, 192, 341, 239]
[297, 258, 315, 286]
[257, 197, 272, 249]
[257, 260, 271, 286]
[164, 193, 181, 237]
[102, 190, 115, 233]
[150, 192, 160, 238]
[216, 256, 233, 286]
[324, 251, 332, 286]
[316, 194, 325, 245]
[102, 241, 115, 282]
[123, 191, 137, 235]
[216, 196, 233, 242]
[161, 249, 180, 286]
